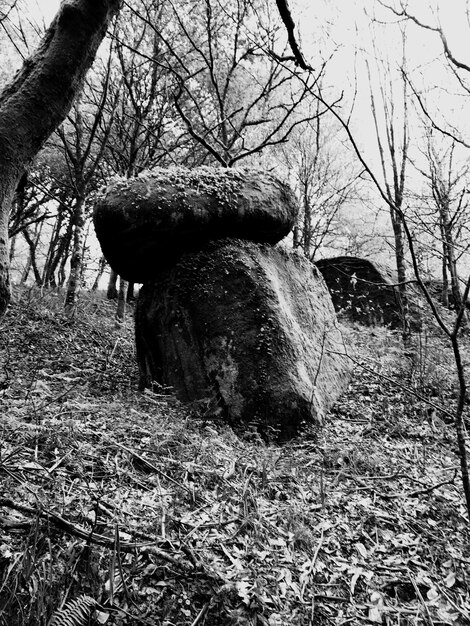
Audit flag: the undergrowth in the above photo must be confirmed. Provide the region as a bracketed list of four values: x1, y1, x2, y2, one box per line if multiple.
[0, 286, 469, 625]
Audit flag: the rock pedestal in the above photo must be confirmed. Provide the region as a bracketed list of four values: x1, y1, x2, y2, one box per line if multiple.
[135, 239, 350, 439]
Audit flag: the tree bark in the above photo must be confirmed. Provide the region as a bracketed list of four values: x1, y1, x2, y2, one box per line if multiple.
[107, 268, 118, 299]
[390, 211, 409, 333]
[64, 196, 86, 317]
[0, 0, 120, 319]
[22, 224, 44, 285]
[440, 203, 465, 316]
[116, 276, 128, 321]
[9, 234, 16, 263]
[126, 281, 135, 302]
[92, 256, 107, 291]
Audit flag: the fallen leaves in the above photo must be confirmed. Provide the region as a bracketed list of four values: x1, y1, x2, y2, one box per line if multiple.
[0, 289, 469, 624]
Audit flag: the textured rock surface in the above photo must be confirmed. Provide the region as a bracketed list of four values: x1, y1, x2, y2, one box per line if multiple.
[316, 256, 408, 328]
[94, 166, 297, 283]
[136, 239, 351, 439]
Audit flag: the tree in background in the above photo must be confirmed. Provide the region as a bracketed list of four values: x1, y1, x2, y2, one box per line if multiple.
[56, 45, 117, 317]
[106, 0, 179, 176]
[409, 134, 470, 314]
[366, 31, 411, 336]
[103, 0, 180, 319]
[0, 0, 120, 319]
[277, 105, 363, 261]
[155, 0, 321, 166]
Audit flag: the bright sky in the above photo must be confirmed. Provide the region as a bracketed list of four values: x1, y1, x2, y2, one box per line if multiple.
[27, 0, 470, 68]
[30, 0, 59, 21]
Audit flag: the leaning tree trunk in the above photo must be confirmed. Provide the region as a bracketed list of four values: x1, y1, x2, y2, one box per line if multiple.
[0, 0, 120, 320]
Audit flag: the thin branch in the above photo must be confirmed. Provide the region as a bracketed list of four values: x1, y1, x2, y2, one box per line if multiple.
[274, 0, 311, 70]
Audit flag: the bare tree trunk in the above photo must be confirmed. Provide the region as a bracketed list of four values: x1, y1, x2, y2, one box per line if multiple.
[92, 256, 107, 291]
[64, 196, 86, 317]
[22, 223, 43, 285]
[0, 0, 120, 320]
[292, 224, 300, 249]
[107, 268, 118, 299]
[42, 212, 62, 287]
[57, 227, 73, 288]
[126, 281, 135, 302]
[302, 185, 312, 259]
[9, 234, 16, 263]
[116, 276, 128, 321]
[441, 254, 449, 307]
[391, 213, 409, 334]
[440, 204, 465, 317]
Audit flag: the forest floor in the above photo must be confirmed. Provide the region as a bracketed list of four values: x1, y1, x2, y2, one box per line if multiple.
[0, 286, 469, 626]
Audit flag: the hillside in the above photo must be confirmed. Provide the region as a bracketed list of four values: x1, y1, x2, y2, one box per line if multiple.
[0, 287, 469, 625]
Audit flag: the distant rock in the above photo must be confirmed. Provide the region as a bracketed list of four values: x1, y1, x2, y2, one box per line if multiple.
[423, 278, 470, 310]
[315, 256, 408, 329]
[93, 166, 297, 283]
[135, 239, 351, 439]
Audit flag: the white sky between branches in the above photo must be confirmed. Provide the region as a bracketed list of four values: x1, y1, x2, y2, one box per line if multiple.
[23, 0, 470, 261]
[30, 0, 470, 142]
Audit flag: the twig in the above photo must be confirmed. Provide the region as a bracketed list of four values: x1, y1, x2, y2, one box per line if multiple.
[410, 576, 435, 625]
[352, 473, 456, 500]
[0, 497, 193, 571]
[329, 349, 455, 421]
[301, 528, 324, 599]
[109, 440, 203, 500]
[404, 471, 456, 499]
[190, 601, 210, 626]
[436, 583, 470, 621]
[275, 0, 311, 70]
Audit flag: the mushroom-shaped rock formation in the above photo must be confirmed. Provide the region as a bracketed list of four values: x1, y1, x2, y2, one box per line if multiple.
[93, 166, 297, 283]
[315, 256, 412, 328]
[135, 239, 351, 440]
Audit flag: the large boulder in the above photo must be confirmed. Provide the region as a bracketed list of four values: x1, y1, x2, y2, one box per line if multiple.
[93, 166, 297, 283]
[315, 256, 408, 328]
[135, 239, 351, 439]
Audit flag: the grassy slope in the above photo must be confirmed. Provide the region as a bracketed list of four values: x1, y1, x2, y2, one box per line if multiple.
[0, 287, 469, 626]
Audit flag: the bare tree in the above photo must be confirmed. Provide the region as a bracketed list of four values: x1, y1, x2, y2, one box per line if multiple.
[383, 1, 470, 148]
[410, 134, 470, 313]
[139, 0, 324, 167]
[56, 47, 116, 317]
[0, 0, 316, 320]
[366, 31, 410, 336]
[277, 108, 362, 261]
[0, 0, 120, 320]
[104, 1, 181, 318]
[291, 60, 470, 522]
[106, 0, 179, 175]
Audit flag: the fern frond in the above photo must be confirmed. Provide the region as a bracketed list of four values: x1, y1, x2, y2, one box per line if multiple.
[49, 594, 97, 626]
